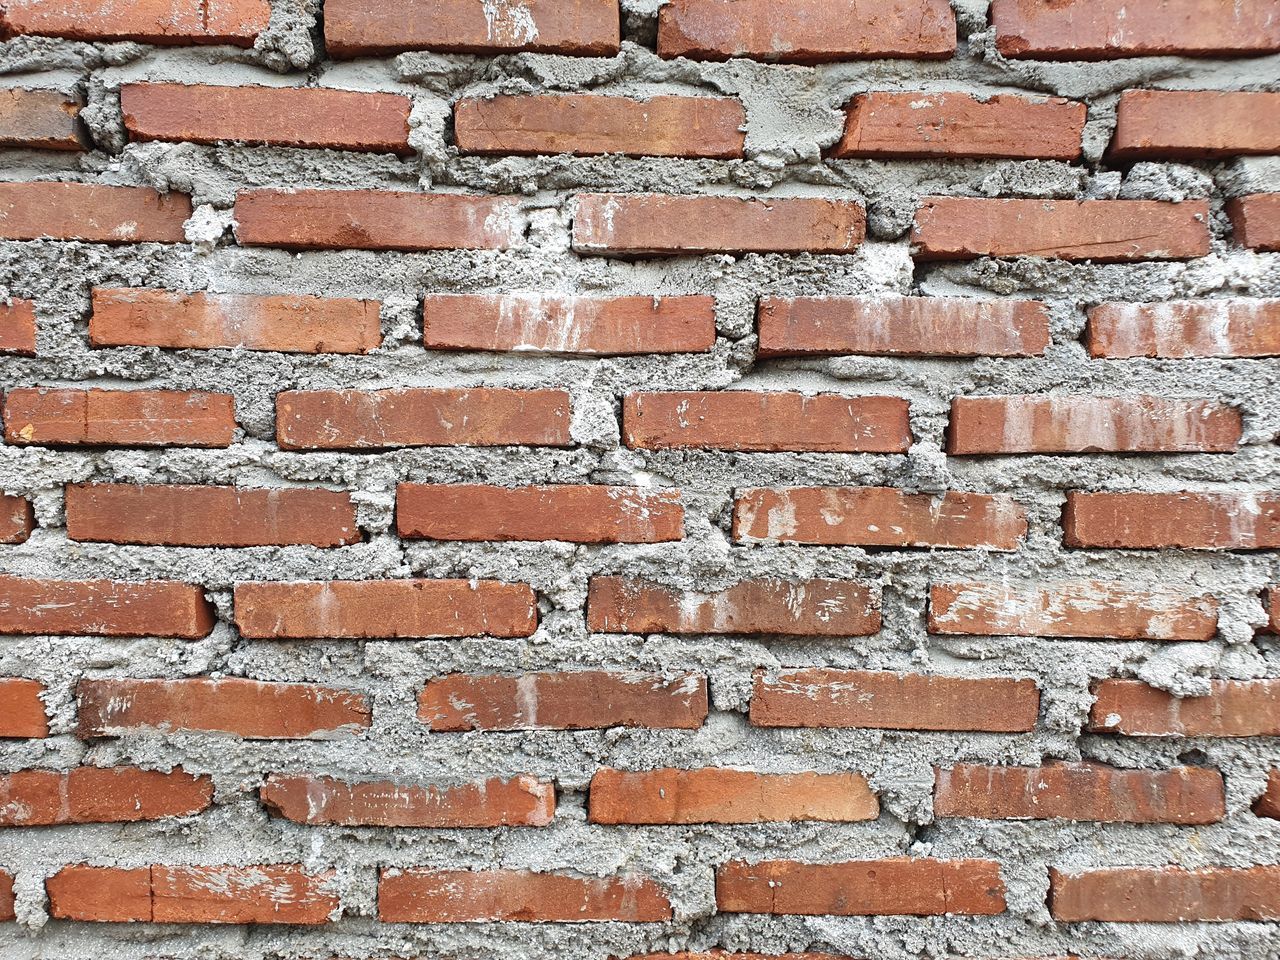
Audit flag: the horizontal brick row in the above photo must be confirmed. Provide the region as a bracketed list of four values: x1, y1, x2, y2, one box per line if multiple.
[0, 0, 271, 47]
[0, 767, 213, 826]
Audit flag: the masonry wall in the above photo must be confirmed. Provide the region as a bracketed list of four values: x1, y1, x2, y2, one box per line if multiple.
[1, 1, 1279, 958]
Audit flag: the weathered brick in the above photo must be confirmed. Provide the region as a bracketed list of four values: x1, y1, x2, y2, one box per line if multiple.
[398, 485, 682, 544]
[991, 0, 1280, 60]
[573, 194, 866, 257]
[66, 484, 359, 548]
[324, 0, 621, 58]
[1228, 194, 1280, 252]
[624, 391, 911, 452]
[1088, 299, 1280, 358]
[1088, 679, 1280, 737]
[90, 288, 382, 354]
[757, 295, 1050, 358]
[751, 670, 1039, 732]
[716, 859, 1006, 916]
[928, 581, 1218, 641]
[1254, 770, 1280, 819]
[234, 189, 525, 251]
[0, 871, 12, 921]
[833, 92, 1083, 160]
[77, 678, 371, 740]
[0, 183, 191, 243]
[588, 768, 879, 824]
[275, 387, 570, 450]
[121, 83, 412, 154]
[947, 395, 1241, 454]
[234, 579, 537, 639]
[0, 576, 214, 638]
[1063, 492, 1280, 550]
[0, 494, 34, 544]
[261, 773, 555, 827]
[912, 198, 1211, 262]
[0, 88, 84, 150]
[1050, 866, 1280, 922]
[1110, 90, 1280, 160]
[934, 761, 1225, 823]
[423, 293, 716, 355]
[455, 94, 745, 158]
[586, 577, 879, 637]
[0, 0, 271, 46]
[45, 866, 151, 922]
[3, 388, 236, 448]
[0, 298, 36, 355]
[419, 671, 708, 731]
[657, 0, 956, 63]
[0, 766, 213, 826]
[379, 868, 672, 923]
[733, 487, 1026, 549]
[0, 679, 47, 738]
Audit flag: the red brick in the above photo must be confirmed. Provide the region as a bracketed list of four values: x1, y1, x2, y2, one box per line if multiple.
[0, 88, 84, 150]
[423, 293, 715, 355]
[76, 678, 371, 740]
[275, 387, 570, 451]
[0, 679, 47, 738]
[456, 94, 745, 159]
[121, 83, 411, 154]
[624, 391, 910, 453]
[0, 495, 34, 544]
[261, 773, 555, 827]
[716, 858, 1005, 916]
[912, 198, 1210, 262]
[586, 577, 880, 637]
[751, 670, 1039, 732]
[1088, 299, 1280, 358]
[324, 0, 621, 58]
[733, 487, 1025, 549]
[0, 766, 213, 826]
[379, 868, 672, 923]
[419, 671, 708, 731]
[1063, 492, 1280, 550]
[991, 0, 1280, 60]
[1254, 770, 1280, 819]
[66, 484, 359, 548]
[90, 287, 382, 354]
[1272, 589, 1280, 634]
[0, 576, 214, 638]
[588, 768, 879, 824]
[1049, 866, 1280, 922]
[833, 92, 1083, 161]
[0, 298, 36, 355]
[573, 194, 866, 257]
[47, 864, 338, 924]
[0, 871, 12, 921]
[235, 579, 536, 640]
[658, 0, 955, 63]
[1110, 91, 1280, 161]
[0, 0, 271, 46]
[397, 485, 682, 544]
[1088, 679, 1280, 737]
[757, 295, 1050, 358]
[934, 761, 1225, 824]
[1228, 194, 1280, 252]
[3, 388, 236, 448]
[947, 395, 1240, 454]
[0, 183, 191, 243]
[928, 581, 1218, 641]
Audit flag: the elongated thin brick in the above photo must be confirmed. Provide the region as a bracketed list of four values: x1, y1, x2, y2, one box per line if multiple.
[588, 768, 879, 824]
[1110, 90, 1280, 160]
[0, 495, 34, 544]
[275, 387, 570, 450]
[1088, 300, 1280, 358]
[260, 773, 555, 827]
[0, 0, 271, 46]
[45, 866, 151, 922]
[455, 94, 745, 158]
[0, 88, 84, 150]
[419, 671, 708, 731]
[0, 576, 214, 638]
[90, 288, 382, 354]
[0, 298, 36, 355]
[1050, 865, 1280, 922]
[0, 679, 48, 738]
[1063, 492, 1280, 550]
[624, 392, 910, 453]
[751, 669, 1039, 732]
[1228, 194, 1280, 252]
[0, 183, 191, 243]
[397, 485, 684, 544]
[757, 296, 1050, 358]
[733, 487, 1026, 550]
[912, 198, 1211, 262]
[948, 395, 1241, 454]
[4, 388, 236, 448]
[0, 767, 214, 826]
[586, 577, 880, 637]
[0, 871, 12, 921]
[234, 579, 537, 639]
[1254, 770, 1280, 819]
[834, 92, 1084, 160]
[1088, 679, 1280, 737]
[928, 581, 1218, 641]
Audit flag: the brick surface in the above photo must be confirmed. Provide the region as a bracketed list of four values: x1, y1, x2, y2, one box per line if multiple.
[1228, 194, 1280, 252]
[0, 576, 214, 638]
[0, 871, 12, 921]
[1088, 679, 1280, 737]
[1088, 299, 1280, 358]
[0, 298, 37, 355]
[0, 494, 34, 544]
[0, 767, 213, 826]
[1050, 866, 1280, 922]
[0, 0, 271, 46]
[1063, 492, 1280, 550]
[4, 388, 236, 448]
[1254, 770, 1280, 819]
[0, 88, 84, 150]
[1110, 90, 1280, 160]
[0, 183, 191, 243]
[0, 679, 48, 738]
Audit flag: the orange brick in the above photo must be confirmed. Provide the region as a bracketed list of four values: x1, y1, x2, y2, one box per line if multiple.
[0, 88, 84, 150]
[0, 871, 12, 921]
[1254, 770, 1280, 819]
[1228, 194, 1280, 252]
[3, 388, 236, 448]
[0, 679, 48, 738]
[0, 576, 214, 638]
[0, 298, 37, 355]
[1063, 492, 1280, 550]
[0, 0, 271, 46]
[1088, 300, 1280, 358]
[1088, 679, 1280, 737]
[1111, 91, 1280, 160]
[0, 494, 34, 544]
[0, 183, 191, 243]
[46, 866, 151, 922]
[0, 766, 213, 826]
[1050, 865, 1280, 922]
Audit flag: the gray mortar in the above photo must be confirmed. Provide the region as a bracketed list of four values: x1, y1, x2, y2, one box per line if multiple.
[2, 1, 1280, 958]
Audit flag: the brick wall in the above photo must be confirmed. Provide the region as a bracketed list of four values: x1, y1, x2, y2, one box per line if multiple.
[0, 0, 1279, 958]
